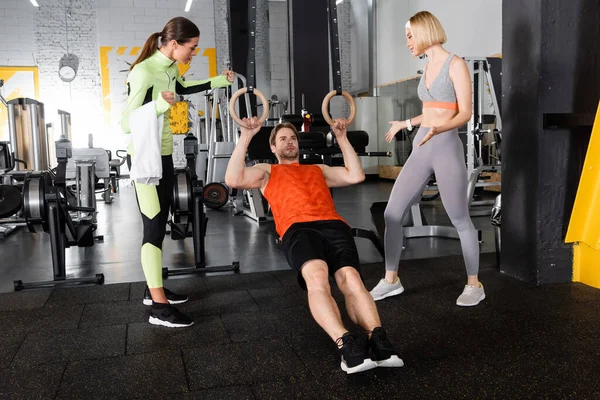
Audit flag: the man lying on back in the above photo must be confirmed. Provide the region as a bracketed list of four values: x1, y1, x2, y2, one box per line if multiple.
[225, 117, 403, 374]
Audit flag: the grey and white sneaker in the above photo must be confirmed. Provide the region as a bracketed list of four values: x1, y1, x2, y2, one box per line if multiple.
[456, 283, 485, 306]
[370, 278, 405, 301]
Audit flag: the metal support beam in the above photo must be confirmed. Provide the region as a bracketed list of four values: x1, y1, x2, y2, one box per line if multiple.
[326, 0, 342, 94]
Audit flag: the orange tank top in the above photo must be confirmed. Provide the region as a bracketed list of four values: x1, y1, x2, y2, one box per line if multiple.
[263, 163, 345, 237]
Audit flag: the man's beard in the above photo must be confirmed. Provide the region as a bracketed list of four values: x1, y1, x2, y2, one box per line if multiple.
[279, 148, 298, 161]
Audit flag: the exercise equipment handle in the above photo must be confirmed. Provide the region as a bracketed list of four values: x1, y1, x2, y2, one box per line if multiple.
[357, 151, 392, 157]
[67, 205, 95, 213]
[321, 90, 356, 126]
[229, 87, 270, 128]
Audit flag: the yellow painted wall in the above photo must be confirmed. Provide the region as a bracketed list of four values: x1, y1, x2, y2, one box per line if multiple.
[565, 101, 600, 288]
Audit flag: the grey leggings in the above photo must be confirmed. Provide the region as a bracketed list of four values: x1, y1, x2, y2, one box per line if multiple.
[384, 126, 479, 276]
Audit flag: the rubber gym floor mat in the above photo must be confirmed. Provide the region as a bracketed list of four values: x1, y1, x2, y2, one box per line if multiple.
[0, 252, 598, 399]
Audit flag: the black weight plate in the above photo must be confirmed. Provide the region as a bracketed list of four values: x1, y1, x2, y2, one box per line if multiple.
[0, 185, 22, 218]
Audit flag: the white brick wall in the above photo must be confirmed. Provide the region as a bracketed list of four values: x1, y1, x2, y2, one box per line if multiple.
[325, 2, 353, 120]
[334, 1, 352, 118]
[338, 3, 352, 93]
[211, 0, 232, 152]
[0, 1, 36, 66]
[268, 0, 289, 111]
[35, 0, 103, 149]
[213, 0, 230, 71]
[255, 0, 270, 100]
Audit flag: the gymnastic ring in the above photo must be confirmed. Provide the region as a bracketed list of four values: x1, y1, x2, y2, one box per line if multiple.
[321, 90, 356, 126]
[229, 87, 270, 128]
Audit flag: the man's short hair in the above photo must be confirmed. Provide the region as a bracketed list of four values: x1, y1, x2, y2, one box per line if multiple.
[269, 122, 299, 146]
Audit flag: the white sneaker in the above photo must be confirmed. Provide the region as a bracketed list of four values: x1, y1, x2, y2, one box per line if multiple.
[370, 278, 405, 301]
[456, 283, 486, 306]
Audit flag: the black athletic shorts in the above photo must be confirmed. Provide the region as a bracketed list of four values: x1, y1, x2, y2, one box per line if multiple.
[281, 220, 361, 290]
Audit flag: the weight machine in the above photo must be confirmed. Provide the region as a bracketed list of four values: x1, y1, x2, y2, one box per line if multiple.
[464, 57, 502, 216]
[164, 130, 240, 277]
[13, 137, 105, 291]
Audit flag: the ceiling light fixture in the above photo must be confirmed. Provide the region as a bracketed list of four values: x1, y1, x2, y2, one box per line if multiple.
[185, 0, 193, 12]
[30, 0, 40, 7]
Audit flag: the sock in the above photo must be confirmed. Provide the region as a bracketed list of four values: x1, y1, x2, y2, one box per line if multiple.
[385, 277, 400, 285]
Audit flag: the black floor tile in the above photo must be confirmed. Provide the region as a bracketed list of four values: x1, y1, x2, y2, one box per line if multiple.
[269, 270, 298, 288]
[0, 289, 52, 312]
[187, 385, 256, 400]
[407, 355, 530, 399]
[0, 362, 66, 400]
[200, 386, 259, 400]
[56, 351, 188, 399]
[178, 290, 260, 316]
[501, 356, 600, 399]
[252, 353, 523, 400]
[252, 370, 411, 400]
[530, 282, 600, 303]
[500, 285, 600, 318]
[13, 324, 126, 366]
[130, 385, 256, 400]
[284, 334, 343, 377]
[248, 286, 307, 310]
[183, 339, 310, 391]
[79, 300, 149, 328]
[126, 316, 230, 355]
[46, 283, 131, 306]
[0, 333, 25, 368]
[25, 304, 85, 333]
[0, 310, 30, 336]
[220, 306, 319, 342]
[251, 378, 348, 400]
[203, 272, 282, 292]
[478, 316, 600, 393]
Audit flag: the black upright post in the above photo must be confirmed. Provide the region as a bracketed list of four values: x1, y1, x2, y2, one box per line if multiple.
[501, 0, 600, 283]
[228, 0, 254, 118]
[192, 192, 206, 268]
[247, 0, 256, 90]
[48, 203, 66, 280]
[327, 0, 342, 95]
[290, 0, 329, 114]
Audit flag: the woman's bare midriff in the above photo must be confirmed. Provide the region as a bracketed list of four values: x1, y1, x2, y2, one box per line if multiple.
[421, 107, 458, 129]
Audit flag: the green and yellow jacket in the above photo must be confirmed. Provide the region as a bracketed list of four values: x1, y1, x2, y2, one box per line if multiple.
[121, 50, 231, 155]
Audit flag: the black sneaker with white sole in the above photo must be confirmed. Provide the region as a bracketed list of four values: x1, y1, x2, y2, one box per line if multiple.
[149, 302, 194, 328]
[336, 332, 377, 374]
[143, 286, 188, 306]
[369, 327, 404, 367]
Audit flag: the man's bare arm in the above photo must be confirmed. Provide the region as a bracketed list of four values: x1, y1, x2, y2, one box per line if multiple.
[225, 117, 269, 189]
[320, 119, 365, 187]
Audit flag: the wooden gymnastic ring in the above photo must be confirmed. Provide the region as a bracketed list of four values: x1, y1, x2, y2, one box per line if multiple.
[229, 87, 270, 128]
[321, 90, 356, 126]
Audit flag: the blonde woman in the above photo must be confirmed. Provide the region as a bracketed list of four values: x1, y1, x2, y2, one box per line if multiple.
[370, 11, 484, 307]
